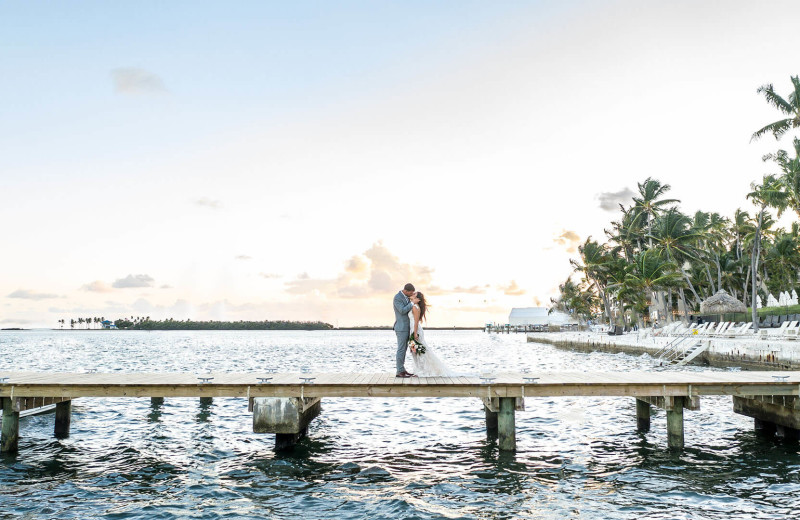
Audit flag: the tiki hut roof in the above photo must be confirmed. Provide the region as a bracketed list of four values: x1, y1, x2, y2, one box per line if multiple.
[700, 290, 747, 314]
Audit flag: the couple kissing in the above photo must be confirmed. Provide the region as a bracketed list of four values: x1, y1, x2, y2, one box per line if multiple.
[392, 283, 450, 378]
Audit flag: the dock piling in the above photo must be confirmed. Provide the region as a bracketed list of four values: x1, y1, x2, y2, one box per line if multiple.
[666, 397, 684, 450]
[253, 397, 322, 449]
[54, 400, 71, 438]
[199, 397, 213, 406]
[498, 397, 516, 451]
[484, 405, 498, 437]
[734, 395, 800, 441]
[636, 399, 651, 431]
[1, 397, 19, 453]
[150, 397, 164, 407]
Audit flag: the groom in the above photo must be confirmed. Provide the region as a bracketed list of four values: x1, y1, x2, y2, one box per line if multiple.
[393, 283, 419, 378]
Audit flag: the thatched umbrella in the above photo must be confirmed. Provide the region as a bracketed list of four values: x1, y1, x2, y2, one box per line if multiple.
[700, 289, 746, 321]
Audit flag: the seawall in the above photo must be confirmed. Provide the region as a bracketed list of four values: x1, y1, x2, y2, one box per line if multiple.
[529, 331, 800, 370]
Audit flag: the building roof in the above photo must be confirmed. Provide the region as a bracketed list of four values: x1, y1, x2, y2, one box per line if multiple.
[508, 307, 549, 318]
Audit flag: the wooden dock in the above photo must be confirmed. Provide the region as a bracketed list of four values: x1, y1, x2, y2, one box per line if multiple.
[3, 370, 800, 454]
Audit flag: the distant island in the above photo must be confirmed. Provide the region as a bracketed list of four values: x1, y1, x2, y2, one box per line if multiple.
[52, 317, 481, 331]
[57, 316, 333, 331]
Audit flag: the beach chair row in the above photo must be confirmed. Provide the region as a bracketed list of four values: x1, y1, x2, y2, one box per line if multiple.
[684, 320, 800, 339]
[757, 313, 800, 329]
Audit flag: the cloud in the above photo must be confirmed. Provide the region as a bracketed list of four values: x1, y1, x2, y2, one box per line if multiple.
[428, 284, 489, 295]
[195, 197, 222, 209]
[0, 318, 32, 324]
[285, 242, 434, 299]
[499, 280, 526, 296]
[111, 68, 167, 95]
[532, 296, 543, 306]
[553, 230, 580, 253]
[112, 274, 155, 289]
[81, 280, 114, 293]
[7, 289, 62, 300]
[456, 304, 509, 314]
[596, 187, 636, 211]
[235, 255, 252, 260]
[345, 255, 369, 274]
[259, 273, 281, 279]
[160, 284, 173, 289]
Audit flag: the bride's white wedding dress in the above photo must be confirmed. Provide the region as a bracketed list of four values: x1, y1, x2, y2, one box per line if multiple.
[408, 305, 451, 377]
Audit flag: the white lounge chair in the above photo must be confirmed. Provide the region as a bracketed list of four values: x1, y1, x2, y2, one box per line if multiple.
[723, 322, 752, 337]
[692, 322, 712, 335]
[716, 322, 733, 335]
[700, 322, 722, 336]
[782, 321, 799, 340]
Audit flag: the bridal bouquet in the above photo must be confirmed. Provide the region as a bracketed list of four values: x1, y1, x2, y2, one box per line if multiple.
[408, 333, 426, 355]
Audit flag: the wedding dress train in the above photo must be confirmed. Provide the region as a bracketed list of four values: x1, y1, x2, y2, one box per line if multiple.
[408, 306, 451, 377]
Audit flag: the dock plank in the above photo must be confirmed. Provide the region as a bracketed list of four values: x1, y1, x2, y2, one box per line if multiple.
[1, 371, 799, 399]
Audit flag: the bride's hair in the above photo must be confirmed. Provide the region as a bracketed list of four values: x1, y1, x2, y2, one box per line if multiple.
[416, 292, 429, 322]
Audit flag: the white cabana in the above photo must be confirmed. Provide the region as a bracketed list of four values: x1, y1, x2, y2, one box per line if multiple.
[508, 307, 577, 326]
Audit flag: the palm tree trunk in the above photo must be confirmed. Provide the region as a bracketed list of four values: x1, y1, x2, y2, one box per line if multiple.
[679, 287, 690, 322]
[679, 264, 701, 307]
[751, 208, 764, 332]
[593, 281, 612, 325]
[666, 288, 673, 323]
[705, 265, 716, 294]
[743, 268, 750, 307]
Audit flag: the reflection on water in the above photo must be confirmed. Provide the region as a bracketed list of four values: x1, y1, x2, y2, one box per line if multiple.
[1, 330, 800, 519]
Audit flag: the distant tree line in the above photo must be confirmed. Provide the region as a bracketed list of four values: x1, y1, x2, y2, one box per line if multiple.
[58, 317, 106, 329]
[59, 316, 333, 330]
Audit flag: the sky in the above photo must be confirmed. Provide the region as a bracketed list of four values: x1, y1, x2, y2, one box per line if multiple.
[1, 0, 799, 328]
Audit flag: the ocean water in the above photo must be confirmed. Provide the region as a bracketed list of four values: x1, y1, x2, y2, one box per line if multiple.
[1, 330, 799, 519]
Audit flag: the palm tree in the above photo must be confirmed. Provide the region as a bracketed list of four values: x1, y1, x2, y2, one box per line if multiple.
[606, 204, 644, 260]
[631, 177, 680, 247]
[751, 76, 800, 141]
[623, 249, 683, 324]
[763, 137, 800, 217]
[764, 233, 800, 294]
[550, 277, 597, 322]
[747, 175, 789, 331]
[649, 208, 702, 317]
[570, 238, 614, 324]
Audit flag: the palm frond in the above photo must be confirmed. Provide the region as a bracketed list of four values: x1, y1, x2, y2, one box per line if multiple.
[756, 83, 794, 115]
[751, 118, 794, 142]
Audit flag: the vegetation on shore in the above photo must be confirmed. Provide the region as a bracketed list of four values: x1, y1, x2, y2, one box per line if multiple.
[58, 316, 333, 330]
[552, 76, 800, 331]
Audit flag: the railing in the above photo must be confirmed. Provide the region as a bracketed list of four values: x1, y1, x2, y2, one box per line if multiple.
[654, 334, 697, 365]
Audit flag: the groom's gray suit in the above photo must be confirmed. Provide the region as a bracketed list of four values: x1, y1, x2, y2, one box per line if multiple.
[393, 291, 415, 374]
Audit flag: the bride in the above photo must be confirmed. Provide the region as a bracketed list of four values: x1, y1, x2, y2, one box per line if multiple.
[408, 292, 451, 377]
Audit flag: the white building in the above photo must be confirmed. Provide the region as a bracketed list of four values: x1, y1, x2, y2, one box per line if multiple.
[508, 307, 578, 326]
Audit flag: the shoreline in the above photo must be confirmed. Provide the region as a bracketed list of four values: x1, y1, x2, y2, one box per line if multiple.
[530, 330, 800, 370]
[0, 327, 485, 332]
